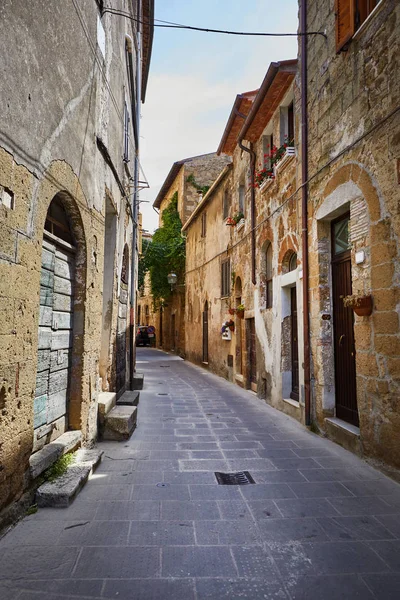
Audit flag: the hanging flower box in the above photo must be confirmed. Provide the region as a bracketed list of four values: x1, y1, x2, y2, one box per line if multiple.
[343, 294, 373, 316]
[236, 218, 245, 231]
[275, 146, 295, 171]
[236, 304, 245, 319]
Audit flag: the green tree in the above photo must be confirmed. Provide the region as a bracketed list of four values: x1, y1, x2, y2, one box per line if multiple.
[138, 237, 150, 292]
[145, 192, 185, 306]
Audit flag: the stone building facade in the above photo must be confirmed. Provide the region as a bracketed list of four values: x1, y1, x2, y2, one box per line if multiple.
[0, 0, 153, 517]
[303, 0, 400, 468]
[149, 153, 231, 355]
[184, 62, 305, 423]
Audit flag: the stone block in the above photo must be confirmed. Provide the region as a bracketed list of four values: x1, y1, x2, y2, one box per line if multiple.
[36, 464, 91, 507]
[117, 390, 139, 406]
[97, 391, 116, 422]
[29, 430, 81, 479]
[103, 405, 137, 440]
[372, 311, 399, 335]
[132, 372, 144, 389]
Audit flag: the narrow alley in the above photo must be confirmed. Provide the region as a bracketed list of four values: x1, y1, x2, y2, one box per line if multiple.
[1, 348, 400, 599]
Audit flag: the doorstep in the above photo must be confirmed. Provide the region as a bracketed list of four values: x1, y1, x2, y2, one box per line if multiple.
[325, 417, 362, 455]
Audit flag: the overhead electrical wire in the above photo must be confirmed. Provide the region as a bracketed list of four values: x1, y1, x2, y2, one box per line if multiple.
[102, 8, 327, 38]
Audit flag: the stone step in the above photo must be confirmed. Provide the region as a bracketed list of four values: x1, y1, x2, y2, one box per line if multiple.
[29, 430, 82, 480]
[98, 391, 117, 424]
[36, 448, 103, 508]
[132, 373, 144, 390]
[103, 405, 137, 441]
[117, 390, 140, 407]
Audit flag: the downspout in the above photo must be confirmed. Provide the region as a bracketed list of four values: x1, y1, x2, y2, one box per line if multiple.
[129, 1, 142, 390]
[237, 135, 256, 285]
[300, 0, 311, 426]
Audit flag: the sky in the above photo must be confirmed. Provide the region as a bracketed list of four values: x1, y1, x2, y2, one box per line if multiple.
[139, 0, 299, 233]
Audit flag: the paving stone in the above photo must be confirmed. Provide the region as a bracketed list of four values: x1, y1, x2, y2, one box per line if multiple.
[135, 460, 180, 471]
[180, 459, 230, 471]
[0, 520, 67, 547]
[230, 545, 281, 578]
[194, 519, 261, 545]
[190, 450, 225, 459]
[74, 546, 160, 578]
[161, 500, 220, 520]
[247, 500, 283, 520]
[252, 470, 307, 483]
[217, 500, 253, 519]
[58, 520, 129, 546]
[5, 579, 103, 598]
[0, 546, 79, 579]
[26, 502, 98, 522]
[240, 483, 296, 500]
[340, 479, 400, 497]
[299, 468, 360, 482]
[130, 484, 190, 501]
[78, 483, 132, 502]
[162, 546, 237, 577]
[316, 515, 395, 541]
[258, 518, 329, 543]
[368, 539, 400, 570]
[128, 520, 195, 545]
[327, 496, 399, 516]
[162, 471, 216, 485]
[375, 513, 400, 537]
[286, 574, 374, 599]
[219, 441, 263, 449]
[270, 458, 323, 470]
[288, 482, 354, 498]
[95, 500, 160, 520]
[0, 582, 19, 600]
[196, 579, 288, 600]
[362, 574, 400, 600]
[177, 442, 219, 450]
[256, 448, 298, 459]
[268, 541, 389, 575]
[190, 484, 243, 500]
[274, 498, 341, 518]
[103, 578, 196, 600]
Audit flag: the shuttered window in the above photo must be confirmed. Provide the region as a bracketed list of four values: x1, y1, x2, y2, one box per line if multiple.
[201, 212, 207, 237]
[336, 0, 380, 53]
[221, 259, 230, 298]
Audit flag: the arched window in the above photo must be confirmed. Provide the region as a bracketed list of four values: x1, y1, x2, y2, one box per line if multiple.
[266, 243, 273, 308]
[289, 252, 297, 272]
[44, 197, 74, 245]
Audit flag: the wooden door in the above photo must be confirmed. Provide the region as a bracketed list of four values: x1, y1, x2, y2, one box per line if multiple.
[35, 237, 74, 435]
[202, 301, 208, 363]
[248, 318, 257, 385]
[290, 287, 299, 401]
[332, 215, 358, 426]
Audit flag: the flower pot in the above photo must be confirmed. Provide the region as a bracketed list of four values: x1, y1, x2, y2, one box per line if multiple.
[353, 295, 373, 316]
[228, 308, 235, 315]
[236, 309, 244, 319]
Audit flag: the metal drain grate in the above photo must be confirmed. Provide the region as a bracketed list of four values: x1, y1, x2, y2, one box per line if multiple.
[215, 471, 255, 485]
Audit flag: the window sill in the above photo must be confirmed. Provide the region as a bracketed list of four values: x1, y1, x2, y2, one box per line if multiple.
[275, 147, 295, 173]
[283, 397, 300, 409]
[236, 218, 245, 231]
[352, 0, 386, 42]
[259, 178, 274, 193]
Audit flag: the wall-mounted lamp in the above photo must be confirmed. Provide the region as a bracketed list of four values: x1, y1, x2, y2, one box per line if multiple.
[167, 272, 178, 291]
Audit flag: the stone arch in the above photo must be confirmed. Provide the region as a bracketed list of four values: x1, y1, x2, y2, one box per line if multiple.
[36, 189, 87, 442]
[278, 236, 299, 275]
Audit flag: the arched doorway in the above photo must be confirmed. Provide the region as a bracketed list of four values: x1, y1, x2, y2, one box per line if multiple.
[202, 300, 209, 363]
[34, 196, 77, 442]
[116, 245, 129, 397]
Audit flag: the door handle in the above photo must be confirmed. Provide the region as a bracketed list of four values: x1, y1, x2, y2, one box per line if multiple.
[339, 334, 345, 346]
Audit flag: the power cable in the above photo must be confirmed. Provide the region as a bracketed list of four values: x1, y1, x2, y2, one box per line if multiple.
[102, 8, 326, 38]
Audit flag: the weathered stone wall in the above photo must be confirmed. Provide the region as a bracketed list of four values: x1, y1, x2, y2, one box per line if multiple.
[304, 0, 400, 467]
[0, 1, 139, 513]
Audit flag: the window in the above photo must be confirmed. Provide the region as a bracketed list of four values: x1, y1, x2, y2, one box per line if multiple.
[238, 185, 245, 215]
[289, 252, 297, 272]
[263, 134, 273, 170]
[280, 104, 294, 146]
[223, 189, 230, 220]
[45, 197, 73, 245]
[123, 102, 130, 162]
[266, 243, 273, 309]
[221, 259, 230, 297]
[336, 0, 381, 53]
[201, 212, 207, 237]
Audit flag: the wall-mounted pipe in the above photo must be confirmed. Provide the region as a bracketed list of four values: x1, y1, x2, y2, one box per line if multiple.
[300, 0, 311, 426]
[238, 140, 256, 285]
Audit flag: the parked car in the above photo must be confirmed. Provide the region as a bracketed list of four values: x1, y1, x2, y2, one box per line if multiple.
[136, 325, 150, 346]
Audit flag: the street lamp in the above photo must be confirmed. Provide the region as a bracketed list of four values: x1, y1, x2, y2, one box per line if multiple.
[167, 272, 177, 291]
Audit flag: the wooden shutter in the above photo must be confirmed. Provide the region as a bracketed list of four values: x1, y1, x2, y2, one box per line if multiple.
[335, 0, 355, 53]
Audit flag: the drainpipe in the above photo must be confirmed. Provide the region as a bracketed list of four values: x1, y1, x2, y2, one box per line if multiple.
[300, 0, 311, 426]
[238, 140, 257, 285]
[129, 1, 142, 390]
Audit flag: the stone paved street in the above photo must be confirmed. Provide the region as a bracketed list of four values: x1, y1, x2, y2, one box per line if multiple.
[1, 348, 400, 599]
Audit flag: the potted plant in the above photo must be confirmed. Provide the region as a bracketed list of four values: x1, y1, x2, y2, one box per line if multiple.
[221, 319, 235, 333]
[236, 303, 245, 318]
[226, 212, 244, 227]
[228, 307, 236, 315]
[343, 294, 373, 316]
